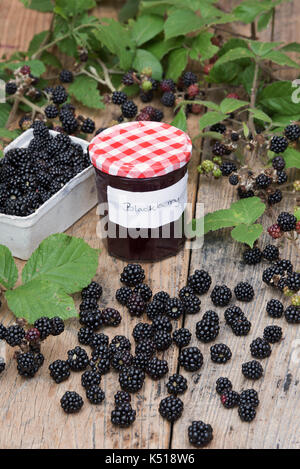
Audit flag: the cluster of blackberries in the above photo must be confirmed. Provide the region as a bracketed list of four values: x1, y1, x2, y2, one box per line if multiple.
[243, 244, 280, 265]
[5, 65, 41, 102]
[216, 377, 259, 422]
[0, 122, 90, 217]
[224, 306, 251, 336]
[262, 258, 300, 299]
[268, 211, 299, 240]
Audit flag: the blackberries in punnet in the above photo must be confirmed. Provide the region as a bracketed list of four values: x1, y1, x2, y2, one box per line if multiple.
[81, 370, 101, 389]
[100, 308, 122, 327]
[196, 318, 219, 343]
[184, 295, 201, 315]
[82, 281, 102, 300]
[133, 284, 152, 302]
[111, 403, 136, 427]
[221, 390, 240, 409]
[240, 389, 259, 408]
[188, 421, 213, 448]
[49, 360, 70, 384]
[34, 317, 52, 340]
[250, 337, 271, 359]
[5, 325, 25, 347]
[263, 325, 282, 343]
[277, 211, 297, 232]
[67, 346, 89, 371]
[132, 322, 154, 342]
[121, 100, 138, 118]
[165, 298, 185, 319]
[121, 264, 145, 286]
[224, 305, 244, 325]
[154, 330, 172, 351]
[234, 282, 254, 302]
[262, 244, 279, 262]
[216, 377, 232, 395]
[270, 136, 288, 154]
[187, 269, 212, 295]
[166, 374, 188, 395]
[161, 91, 175, 107]
[220, 162, 238, 177]
[116, 286, 132, 305]
[179, 346, 203, 372]
[238, 404, 256, 422]
[159, 395, 183, 422]
[50, 317, 65, 336]
[211, 284, 232, 306]
[119, 366, 145, 393]
[146, 357, 169, 380]
[112, 91, 127, 105]
[242, 360, 263, 380]
[284, 305, 300, 324]
[284, 124, 300, 141]
[172, 328, 192, 348]
[59, 69, 73, 83]
[243, 247, 262, 265]
[210, 343, 232, 364]
[60, 391, 83, 414]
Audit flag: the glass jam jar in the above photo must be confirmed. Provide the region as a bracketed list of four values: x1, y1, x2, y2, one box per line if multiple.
[89, 121, 192, 261]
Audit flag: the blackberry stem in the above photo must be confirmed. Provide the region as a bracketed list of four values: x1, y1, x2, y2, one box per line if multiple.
[97, 58, 116, 92]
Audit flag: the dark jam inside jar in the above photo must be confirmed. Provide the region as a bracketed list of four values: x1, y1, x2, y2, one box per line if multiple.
[95, 165, 188, 261]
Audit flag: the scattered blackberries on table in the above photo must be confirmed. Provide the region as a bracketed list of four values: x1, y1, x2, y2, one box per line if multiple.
[238, 404, 256, 422]
[234, 282, 254, 302]
[250, 337, 272, 359]
[210, 344, 232, 364]
[266, 299, 284, 318]
[172, 328, 192, 348]
[111, 403, 136, 428]
[262, 244, 279, 262]
[100, 308, 122, 327]
[146, 357, 169, 380]
[211, 284, 232, 306]
[243, 247, 262, 265]
[5, 325, 25, 347]
[67, 346, 89, 372]
[216, 377, 232, 395]
[277, 211, 297, 232]
[166, 374, 188, 395]
[121, 100, 138, 118]
[116, 286, 132, 305]
[263, 325, 282, 343]
[242, 360, 263, 380]
[120, 264, 145, 286]
[284, 124, 300, 141]
[132, 322, 154, 342]
[188, 421, 213, 448]
[127, 294, 145, 317]
[112, 91, 127, 105]
[220, 390, 240, 409]
[86, 385, 105, 405]
[240, 389, 259, 408]
[60, 391, 83, 414]
[187, 269, 212, 295]
[179, 347, 203, 372]
[165, 298, 185, 320]
[269, 136, 289, 154]
[196, 315, 220, 343]
[17, 351, 44, 378]
[154, 330, 172, 351]
[119, 366, 145, 393]
[284, 305, 300, 324]
[82, 281, 102, 300]
[49, 360, 70, 384]
[159, 395, 183, 422]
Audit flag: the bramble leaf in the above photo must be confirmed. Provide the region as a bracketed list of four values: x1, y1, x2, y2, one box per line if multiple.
[231, 223, 263, 248]
[0, 245, 18, 290]
[68, 75, 104, 109]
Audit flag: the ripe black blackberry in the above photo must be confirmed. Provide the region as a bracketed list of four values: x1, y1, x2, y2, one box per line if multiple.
[112, 91, 128, 105]
[268, 189, 283, 205]
[0, 360, 5, 374]
[237, 187, 255, 199]
[213, 142, 229, 157]
[182, 71, 197, 87]
[262, 264, 284, 286]
[262, 244, 279, 261]
[152, 315, 172, 333]
[188, 421, 213, 448]
[114, 391, 131, 406]
[59, 69, 73, 83]
[146, 357, 169, 380]
[146, 300, 164, 320]
[216, 377, 232, 395]
[238, 404, 256, 422]
[51, 85, 68, 105]
[89, 332, 109, 350]
[284, 124, 300, 141]
[154, 330, 172, 351]
[111, 403, 136, 427]
[81, 370, 101, 389]
[100, 308, 121, 327]
[79, 310, 102, 330]
[178, 286, 194, 302]
[6, 81, 17, 95]
[196, 319, 219, 343]
[211, 284, 232, 306]
[159, 395, 183, 422]
[153, 290, 170, 305]
[127, 294, 145, 317]
[81, 118, 95, 134]
[122, 71, 134, 85]
[121, 264, 145, 286]
[210, 343, 232, 364]
[240, 389, 259, 408]
[187, 269, 212, 295]
[132, 323, 154, 343]
[132, 353, 148, 371]
[184, 295, 201, 315]
[276, 259, 293, 273]
[49, 359, 70, 384]
[229, 174, 239, 186]
[231, 131, 239, 142]
[250, 337, 272, 359]
[119, 366, 145, 393]
[133, 284, 152, 302]
[231, 317, 251, 336]
[234, 282, 254, 302]
[255, 173, 272, 189]
[110, 335, 131, 354]
[111, 350, 133, 371]
[243, 247, 262, 265]
[17, 352, 43, 378]
[50, 317, 64, 336]
[0, 324, 7, 340]
[81, 281, 102, 300]
[86, 385, 105, 405]
[263, 325, 282, 344]
[224, 305, 244, 325]
[160, 78, 176, 93]
[5, 325, 25, 347]
[121, 100, 138, 118]
[272, 155, 285, 170]
[165, 298, 185, 320]
[277, 212, 297, 232]
[286, 272, 300, 292]
[161, 91, 175, 107]
[220, 161, 237, 176]
[220, 390, 240, 409]
[270, 136, 288, 154]
[93, 354, 111, 375]
[173, 328, 192, 348]
[210, 123, 226, 134]
[116, 286, 132, 305]
[45, 105, 59, 119]
[67, 346, 89, 371]
[78, 326, 93, 345]
[242, 360, 263, 380]
[284, 305, 300, 324]
[276, 170, 288, 185]
[80, 297, 99, 312]
[166, 374, 187, 395]
[179, 346, 203, 372]
[60, 391, 83, 414]
[135, 338, 156, 358]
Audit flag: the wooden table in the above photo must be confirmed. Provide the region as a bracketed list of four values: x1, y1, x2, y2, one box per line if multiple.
[0, 0, 299, 450]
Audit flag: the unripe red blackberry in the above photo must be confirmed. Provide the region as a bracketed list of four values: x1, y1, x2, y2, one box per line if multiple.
[25, 328, 40, 343]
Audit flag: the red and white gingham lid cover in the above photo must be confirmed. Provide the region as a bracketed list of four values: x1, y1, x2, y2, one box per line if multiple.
[89, 121, 192, 179]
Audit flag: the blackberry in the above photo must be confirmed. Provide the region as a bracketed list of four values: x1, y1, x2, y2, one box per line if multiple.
[81, 118, 95, 134]
[187, 269, 212, 295]
[0, 360, 5, 374]
[250, 337, 271, 359]
[0, 324, 7, 340]
[213, 142, 229, 157]
[112, 91, 127, 105]
[286, 272, 300, 292]
[152, 108, 164, 122]
[270, 136, 288, 154]
[135, 338, 156, 358]
[121, 100, 138, 118]
[133, 284, 152, 302]
[111, 403, 136, 427]
[179, 346, 203, 372]
[220, 390, 240, 409]
[262, 264, 284, 286]
[32, 121, 49, 140]
[140, 90, 153, 102]
[276, 170, 288, 185]
[210, 123, 226, 134]
[160, 79, 175, 93]
[132, 322, 154, 342]
[33, 317, 51, 341]
[81, 281, 102, 300]
[119, 366, 145, 393]
[49, 359, 70, 384]
[51, 85, 68, 105]
[165, 298, 185, 320]
[262, 244, 279, 262]
[89, 333, 109, 350]
[268, 189, 282, 205]
[152, 315, 172, 333]
[238, 187, 255, 199]
[284, 124, 300, 141]
[154, 330, 172, 351]
[146, 300, 165, 320]
[231, 132, 239, 142]
[146, 357, 169, 380]
[231, 317, 251, 336]
[95, 127, 107, 135]
[182, 71, 197, 87]
[220, 161, 237, 176]
[93, 355, 111, 375]
[224, 306, 244, 325]
[211, 284, 232, 306]
[50, 317, 64, 336]
[67, 346, 89, 371]
[234, 282, 254, 302]
[184, 295, 201, 315]
[116, 286, 132, 305]
[196, 319, 219, 343]
[45, 105, 59, 119]
[240, 389, 259, 408]
[255, 173, 272, 189]
[159, 395, 183, 422]
[60, 391, 83, 414]
[277, 212, 297, 232]
[216, 377, 232, 395]
[266, 298, 284, 318]
[272, 155, 285, 170]
[59, 69, 73, 83]
[284, 305, 300, 324]
[132, 353, 148, 371]
[111, 350, 133, 371]
[80, 297, 99, 311]
[17, 352, 43, 378]
[5, 81, 17, 95]
[276, 259, 293, 273]
[161, 92, 175, 107]
[100, 308, 121, 327]
[243, 247, 262, 265]
[263, 325, 282, 344]
[210, 344, 232, 364]
[81, 370, 101, 389]
[188, 421, 213, 448]
[5, 325, 25, 347]
[79, 310, 102, 330]
[238, 404, 256, 422]
[229, 174, 239, 186]
[121, 264, 145, 286]
[25, 327, 40, 343]
[242, 360, 263, 380]
[78, 327, 93, 345]
[153, 291, 170, 305]
[166, 374, 188, 395]
[179, 286, 194, 302]
[122, 72, 134, 86]
[114, 391, 131, 406]
[110, 335, 131, 355]
[86, 385, 105, 405]
[127, 294, 145, 317]
[173, 328, 192, 348]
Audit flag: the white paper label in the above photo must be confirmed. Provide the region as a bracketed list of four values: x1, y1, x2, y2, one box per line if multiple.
[107, 173, 188, 229]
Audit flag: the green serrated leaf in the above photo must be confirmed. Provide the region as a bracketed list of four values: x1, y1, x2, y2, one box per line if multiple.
[54, 0, 96, 17]
[146, 37, 183, 61]
[20, 0, 54, 12]
[280, 42, 300, 54]
[0, 128, 21, 140]
[165, 48, 188, 81]
[249, 108, 272, 123]
[22, 233, 99, 294]
[69, 75, 104, 109]
[234, 0, 272, 23]
[220, 98, 249, 114]
[171, 107, 187, 132]
[190, 31, 218, 62]
[5, 279, 77, 323]
[231, 223, 263, 247]
[263, 50, 300, 69]
[0, 245, 18, 289]
[294, 207, 300, 221]
[131, 14, 164, 46]
[243, 122, 250, 138]
[164, 9, 213, 40]
[0, 104, 11, 128]
[214, 48, 255, 67]
[249, 40, 281, 57]
[41, 51, 62, 69]
[257, 9, 273, 31]
[28, 31, 48, 56]
[257, 81, 300, 116]
[283, 147, 300, 169]
[199, 111, 227, 131]
[133, 49, 163, 80]
[119, 0, 140, 22]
